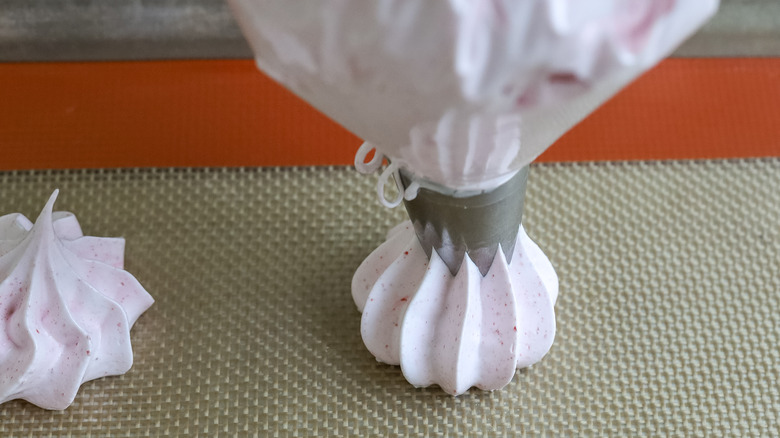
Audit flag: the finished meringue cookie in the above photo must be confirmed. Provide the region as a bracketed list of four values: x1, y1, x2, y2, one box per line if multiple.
[0, 191, 154, 410]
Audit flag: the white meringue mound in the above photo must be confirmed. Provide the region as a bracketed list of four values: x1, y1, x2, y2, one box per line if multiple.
[352, 221, 558, 395]
[0, 190, 154, 410]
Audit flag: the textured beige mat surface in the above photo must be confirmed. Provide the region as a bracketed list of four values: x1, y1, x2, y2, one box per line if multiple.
[0, 159, 778, 436]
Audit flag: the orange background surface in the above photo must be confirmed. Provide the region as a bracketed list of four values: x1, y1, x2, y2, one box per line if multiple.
[0, 58, 778, 170]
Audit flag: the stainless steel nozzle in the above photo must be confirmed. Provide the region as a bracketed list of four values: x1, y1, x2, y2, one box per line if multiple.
[399, 166, 529, 277]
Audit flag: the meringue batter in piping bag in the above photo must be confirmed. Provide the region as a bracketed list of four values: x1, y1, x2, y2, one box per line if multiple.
[228, 0, 718, 394]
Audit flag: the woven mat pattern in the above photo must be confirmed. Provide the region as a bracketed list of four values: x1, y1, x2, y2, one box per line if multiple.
[0, 160, 778, 436]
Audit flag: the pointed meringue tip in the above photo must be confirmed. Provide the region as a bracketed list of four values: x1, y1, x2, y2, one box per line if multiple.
[33, 189, 60, 229]
[495, 242, 509, 265]
[45, 189, 60, 212]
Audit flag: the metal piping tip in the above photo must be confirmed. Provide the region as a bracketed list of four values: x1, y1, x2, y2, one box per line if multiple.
[399, 166, 529, 276]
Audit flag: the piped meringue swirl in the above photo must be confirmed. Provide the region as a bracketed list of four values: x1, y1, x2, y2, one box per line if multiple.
[0, 191, 154, 410]
[352, 221, 557, 395]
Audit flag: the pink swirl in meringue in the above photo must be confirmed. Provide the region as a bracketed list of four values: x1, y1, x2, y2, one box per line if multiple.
[0, 191, 153, 410]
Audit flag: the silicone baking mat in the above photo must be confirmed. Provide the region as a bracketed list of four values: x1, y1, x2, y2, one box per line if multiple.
[1, 159, 778, 436]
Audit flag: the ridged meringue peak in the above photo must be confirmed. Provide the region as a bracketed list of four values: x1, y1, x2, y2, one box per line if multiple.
[0, 191, 154, 410]
[352, 221, 557, 395]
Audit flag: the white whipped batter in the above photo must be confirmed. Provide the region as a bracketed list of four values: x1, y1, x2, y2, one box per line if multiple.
[229, 0, 718, 191]
[0, 191, 153, 410]
[353, 222, 557, 395]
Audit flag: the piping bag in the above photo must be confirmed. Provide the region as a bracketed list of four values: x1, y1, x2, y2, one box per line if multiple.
[228, 0, 718, 394]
